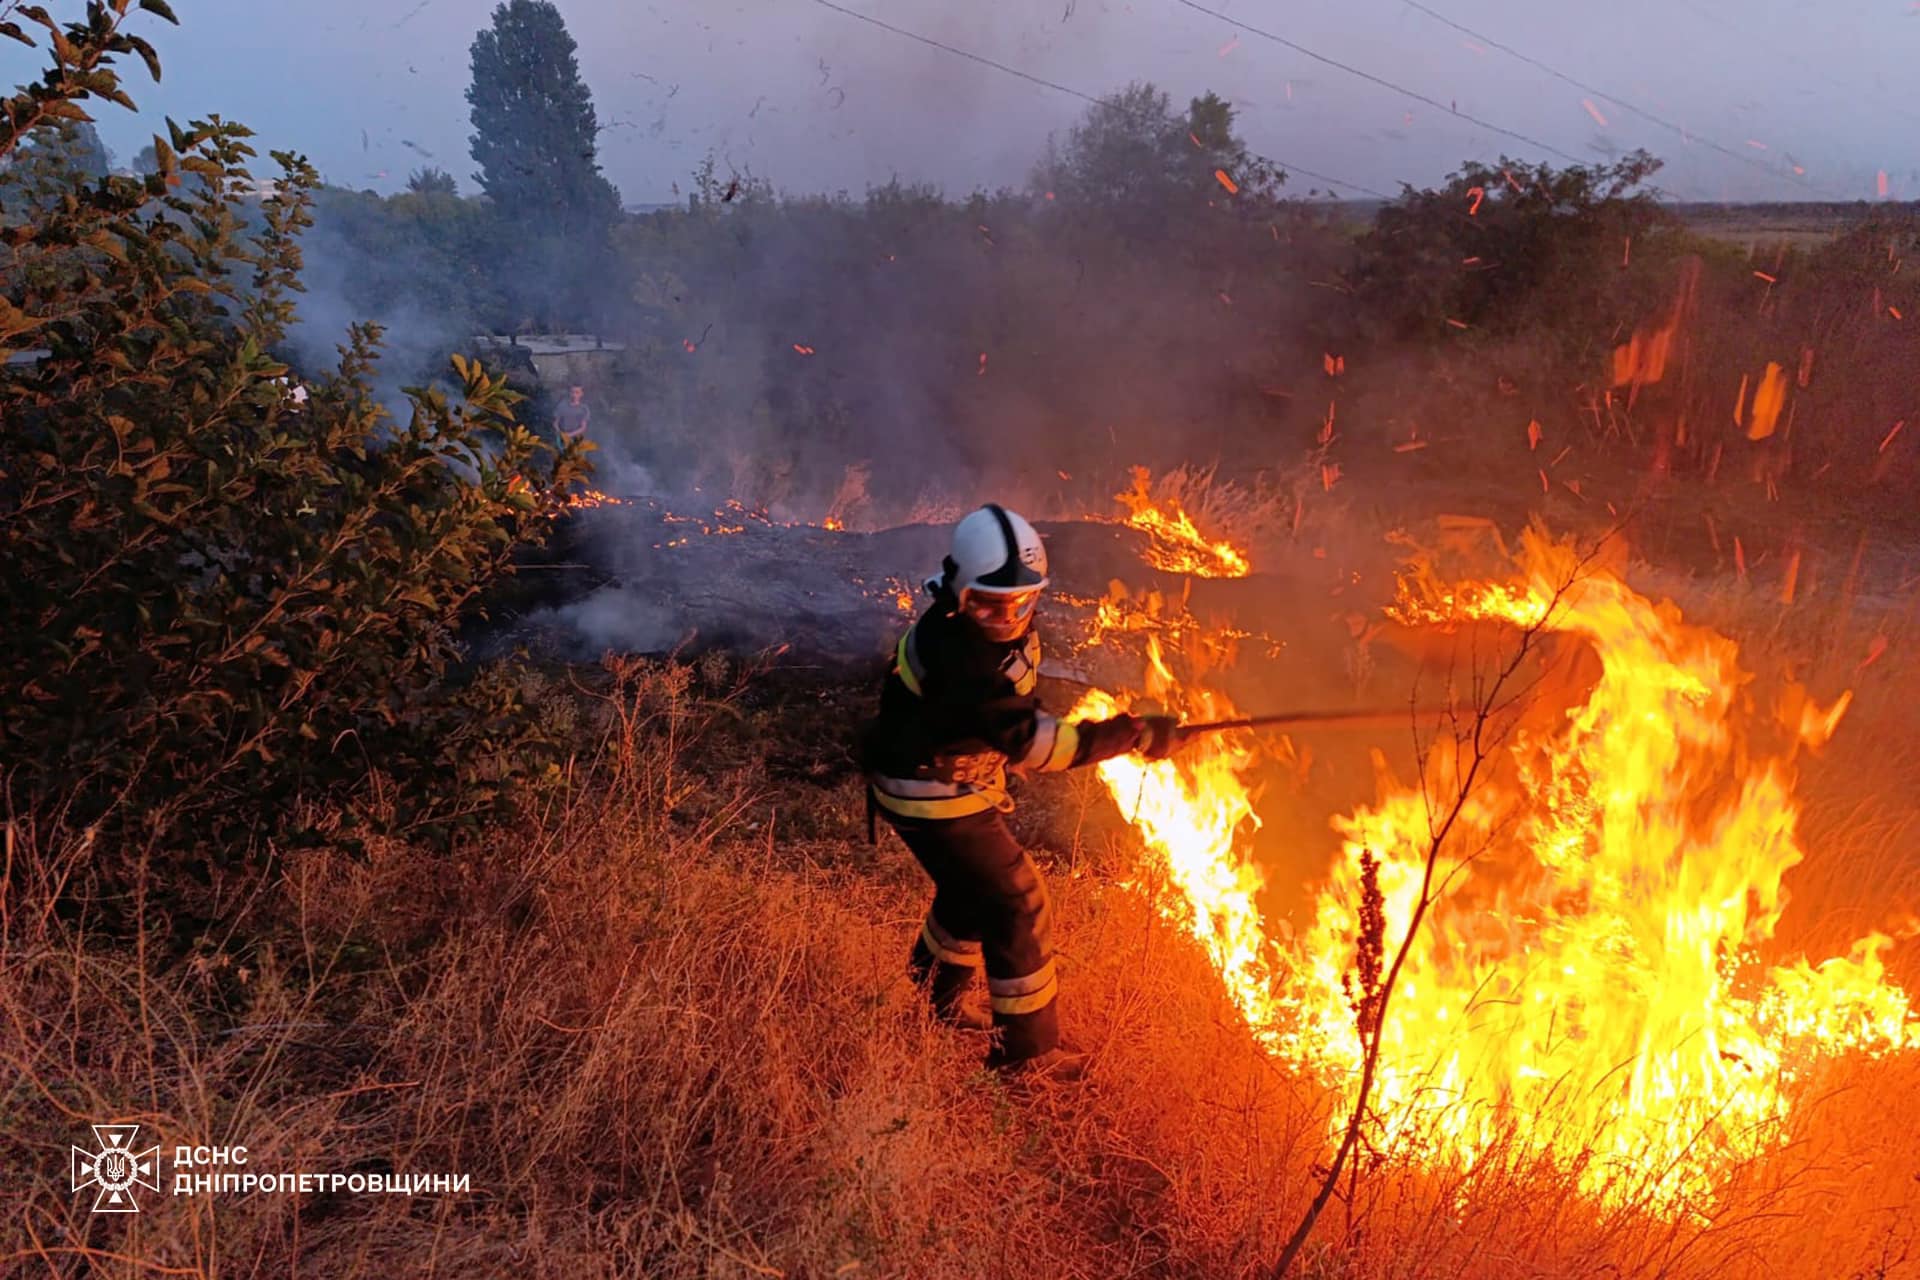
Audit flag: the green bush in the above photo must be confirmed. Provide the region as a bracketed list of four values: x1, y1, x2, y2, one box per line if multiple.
[0, 2, 591, 896]
[1352, 151, 1679, 356]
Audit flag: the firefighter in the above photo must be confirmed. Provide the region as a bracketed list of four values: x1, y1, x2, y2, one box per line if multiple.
[862, 504, 1179, 1078]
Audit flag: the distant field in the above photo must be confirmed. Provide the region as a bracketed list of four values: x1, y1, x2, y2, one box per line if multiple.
[1670, 201, 1895, 248]
[1325, 199, 1901, 250]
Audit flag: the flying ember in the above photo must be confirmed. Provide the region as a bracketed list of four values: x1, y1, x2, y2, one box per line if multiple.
[1075, 526, 1914, 1212]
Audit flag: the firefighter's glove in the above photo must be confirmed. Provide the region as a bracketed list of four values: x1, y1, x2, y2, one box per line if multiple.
[1134, 714, 1182, 761]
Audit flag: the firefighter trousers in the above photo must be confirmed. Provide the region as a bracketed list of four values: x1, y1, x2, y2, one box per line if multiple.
[885, 808, 1059, 1061]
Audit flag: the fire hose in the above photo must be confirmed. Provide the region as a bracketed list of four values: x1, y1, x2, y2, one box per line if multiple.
[1171, 705, 1455, 745]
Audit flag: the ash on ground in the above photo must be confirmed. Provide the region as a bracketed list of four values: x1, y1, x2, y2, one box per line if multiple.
[468, 496, 1401, 705]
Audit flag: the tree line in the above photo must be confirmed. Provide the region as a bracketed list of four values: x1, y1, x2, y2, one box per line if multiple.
[265, 1, 1919, 511]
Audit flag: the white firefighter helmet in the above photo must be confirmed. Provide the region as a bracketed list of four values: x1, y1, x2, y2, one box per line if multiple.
[938, 504, 1049, 640]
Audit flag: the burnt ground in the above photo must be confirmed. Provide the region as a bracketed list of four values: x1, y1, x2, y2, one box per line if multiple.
[467, 496, 1405, 682]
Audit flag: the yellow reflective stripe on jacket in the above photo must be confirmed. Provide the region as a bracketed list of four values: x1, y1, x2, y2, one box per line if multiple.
[896, 626, 1038, 698]
[870, 778, 1012, 819]
[894, 629, 924, 697]
[871, 788, 995, 819]
[1039, 719, 1079, 772]
[1015, 714, 1080, 773]
[988, 960, 1059, 1015]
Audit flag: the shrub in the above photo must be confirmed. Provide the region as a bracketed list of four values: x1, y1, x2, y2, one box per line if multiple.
[1352, 151, 1679, 356]
[0, 2, 591, 901]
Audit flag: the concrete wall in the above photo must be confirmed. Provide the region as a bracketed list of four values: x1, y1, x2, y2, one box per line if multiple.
[467, 335, 626, 389]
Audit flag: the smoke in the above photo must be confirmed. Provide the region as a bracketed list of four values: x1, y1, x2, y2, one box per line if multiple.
[492, 83, 1366, 659]
[587, 168, 1343, 535]
[537, 589, 685, 658]
[271, 86, 1359, 662]
[284, 209, 467, 428]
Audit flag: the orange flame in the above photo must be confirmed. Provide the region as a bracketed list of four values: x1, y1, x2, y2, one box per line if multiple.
[1114, 467, 1251, 579]
[1071, 638, 1271, 1022]
[1076, 529, 1914, 1211]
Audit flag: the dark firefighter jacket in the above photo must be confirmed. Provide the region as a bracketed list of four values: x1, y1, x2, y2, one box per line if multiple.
[861, 601, 1141, 821]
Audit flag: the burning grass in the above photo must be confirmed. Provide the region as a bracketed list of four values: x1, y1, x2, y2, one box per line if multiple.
[1077, 525, 1916, 1226]
[1114, 465, 1255, 579]
[5, 553, 1919, 1277]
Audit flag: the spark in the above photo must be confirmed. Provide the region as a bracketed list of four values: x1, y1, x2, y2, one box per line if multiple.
[1747, 363, 1788, 441]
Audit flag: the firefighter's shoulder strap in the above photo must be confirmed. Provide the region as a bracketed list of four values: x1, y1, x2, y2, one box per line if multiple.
[897, 621, 1040, 700]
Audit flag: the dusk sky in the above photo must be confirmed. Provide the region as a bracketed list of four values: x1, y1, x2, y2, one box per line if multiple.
[21, 0, 1919, 204]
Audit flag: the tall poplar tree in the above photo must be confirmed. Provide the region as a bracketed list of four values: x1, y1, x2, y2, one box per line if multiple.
[466, 0, 619, 230]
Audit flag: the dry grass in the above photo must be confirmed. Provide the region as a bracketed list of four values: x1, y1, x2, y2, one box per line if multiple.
[4, 590, 1918, 1277]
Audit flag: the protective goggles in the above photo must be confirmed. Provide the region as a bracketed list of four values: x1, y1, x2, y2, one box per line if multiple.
[959, 585, 1044, 632]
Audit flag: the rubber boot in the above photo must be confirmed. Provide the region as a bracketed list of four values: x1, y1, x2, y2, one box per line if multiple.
[992, 1044, 1090, 1086]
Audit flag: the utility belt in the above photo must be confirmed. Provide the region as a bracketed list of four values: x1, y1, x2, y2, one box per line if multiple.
[867, 751, 1013, 840]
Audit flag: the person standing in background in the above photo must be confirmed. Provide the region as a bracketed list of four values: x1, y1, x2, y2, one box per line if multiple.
[554, 384, 591, 439]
